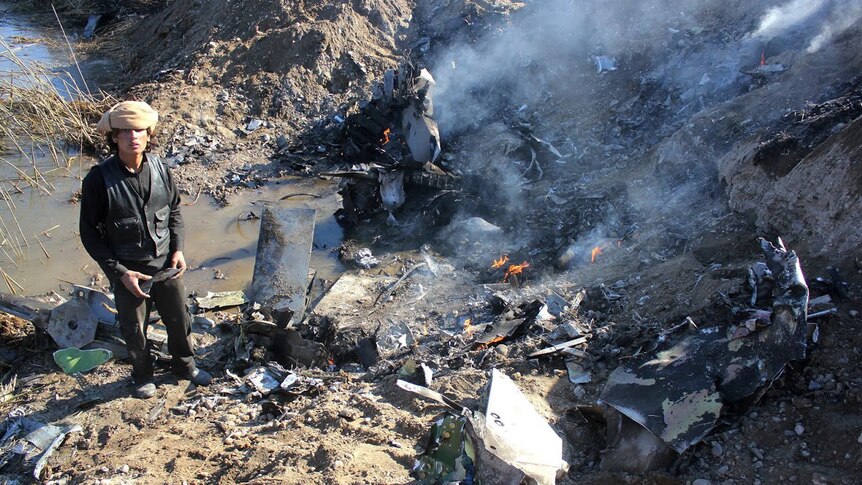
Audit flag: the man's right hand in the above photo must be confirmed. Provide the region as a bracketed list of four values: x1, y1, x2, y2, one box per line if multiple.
[120, 270, 152, 299]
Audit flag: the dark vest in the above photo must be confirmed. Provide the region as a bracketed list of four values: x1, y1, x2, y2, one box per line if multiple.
[100, 154, 172, 261]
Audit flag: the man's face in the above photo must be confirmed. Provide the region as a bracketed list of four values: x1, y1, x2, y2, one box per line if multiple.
[112, 128, 149, 159]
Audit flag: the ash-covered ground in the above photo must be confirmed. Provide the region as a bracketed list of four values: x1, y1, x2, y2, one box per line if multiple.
[1, 0, 861, 483]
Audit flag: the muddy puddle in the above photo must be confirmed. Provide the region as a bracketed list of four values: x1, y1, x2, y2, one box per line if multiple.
[181, 177, 345, 295]
[0, 164, 343, 296]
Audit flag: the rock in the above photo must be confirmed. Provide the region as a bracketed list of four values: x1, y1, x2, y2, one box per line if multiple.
[692, 479, 712, 485]
[857, 431, 862, 444]
[711, 441, 724, 457]
[346, 248, 379, 269]
[573, 385, 586, 400]
[794, 423, 805, 435]
[850, 310, 859, 319]
[276, 134, 289, 150]
[717, 465, 729, 475]
[119, 464, 130, 474]
[750, 445, 764, 460]
[443, 217, 502, 241]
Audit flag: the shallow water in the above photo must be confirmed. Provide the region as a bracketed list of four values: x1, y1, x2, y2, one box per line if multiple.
[0, 165, 344, 296]
[0, 5, 64, 69]
[181, 177, 345, 295]
[0, 3, 106, 98]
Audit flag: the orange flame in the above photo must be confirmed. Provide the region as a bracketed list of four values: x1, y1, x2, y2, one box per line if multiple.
[760, 50, 766, 66]
[475, 335, 506, 350]
[491, 255, 509, 269]
[382, 128, 391, 144]
[503, 261, 530, 282]
[591, 246, 603, 263]
[486, 335, 505, 345]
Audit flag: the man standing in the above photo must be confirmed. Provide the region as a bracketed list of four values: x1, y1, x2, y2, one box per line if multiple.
[80, 100, 211, 399]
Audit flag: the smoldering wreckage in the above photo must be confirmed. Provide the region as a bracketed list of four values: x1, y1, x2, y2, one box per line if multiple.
[0, 58, 853, 483]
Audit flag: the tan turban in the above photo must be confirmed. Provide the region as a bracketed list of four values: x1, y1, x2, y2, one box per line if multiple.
[96, 101, 158, 133]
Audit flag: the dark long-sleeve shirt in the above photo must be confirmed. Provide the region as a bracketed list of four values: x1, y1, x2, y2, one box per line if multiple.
[79, 154, 184, 280]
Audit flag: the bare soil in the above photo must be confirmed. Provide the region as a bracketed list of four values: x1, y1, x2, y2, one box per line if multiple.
[2, 1, 862, 484]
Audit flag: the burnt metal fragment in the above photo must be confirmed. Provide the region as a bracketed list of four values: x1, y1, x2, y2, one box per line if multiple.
[828, 266, 850, 300]
[355, 336, 378, 368]
[598, 238, 809, 469]
[249, 206, 316, 328]
[474, 300, 544, 347]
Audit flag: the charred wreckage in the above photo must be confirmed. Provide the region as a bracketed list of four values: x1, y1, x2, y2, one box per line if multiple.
[0, 65, 848, 483]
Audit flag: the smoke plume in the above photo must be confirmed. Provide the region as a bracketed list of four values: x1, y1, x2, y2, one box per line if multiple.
[749, 0, 862, 52]
[425, 0, 861, 268]
[752, 0, 829, 40]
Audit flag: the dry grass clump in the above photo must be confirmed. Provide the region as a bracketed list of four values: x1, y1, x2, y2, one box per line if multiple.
[9, 1, 169, 19]
[8, 1, 96, 19]
[0, 36, 114, 165]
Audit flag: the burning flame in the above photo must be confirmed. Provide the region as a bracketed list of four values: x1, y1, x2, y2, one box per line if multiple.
[381, 128, 391, 144]
[760, 50, 766, 66]
[591, 246, 603, 263]
[486, 335, 505, 345]
[491, 255, 509, 269]
[474, 334, 506, 350]
[503, 261, 530, 282]
[463, 318, 474, 336]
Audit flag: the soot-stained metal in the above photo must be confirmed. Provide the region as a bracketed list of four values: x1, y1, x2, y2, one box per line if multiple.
[599, 238, 809, 458]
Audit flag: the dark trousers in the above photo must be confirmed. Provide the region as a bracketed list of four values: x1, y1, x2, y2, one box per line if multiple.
[114, 276, 196, 383]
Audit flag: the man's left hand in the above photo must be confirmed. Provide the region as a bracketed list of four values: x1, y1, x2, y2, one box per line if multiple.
[169, 250, 187, 278]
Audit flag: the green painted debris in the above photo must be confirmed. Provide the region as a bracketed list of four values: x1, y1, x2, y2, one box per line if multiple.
[413, 414, 476, 484]
[195, 290, 248, 310]
[53, 348, 112, 374]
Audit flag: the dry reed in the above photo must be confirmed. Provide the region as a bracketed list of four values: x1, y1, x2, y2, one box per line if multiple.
[0, 35, 112, 156]
[0, 12, 113, 281]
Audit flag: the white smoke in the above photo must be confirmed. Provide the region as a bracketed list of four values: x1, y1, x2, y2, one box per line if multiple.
[425, 0, 862, 263]
[752, 0, 828, 40]
[430, 0, 719, 135]
[749, 0, 862, 52]
[431, 0, 862, 141]
[807, 1, 862, 52]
